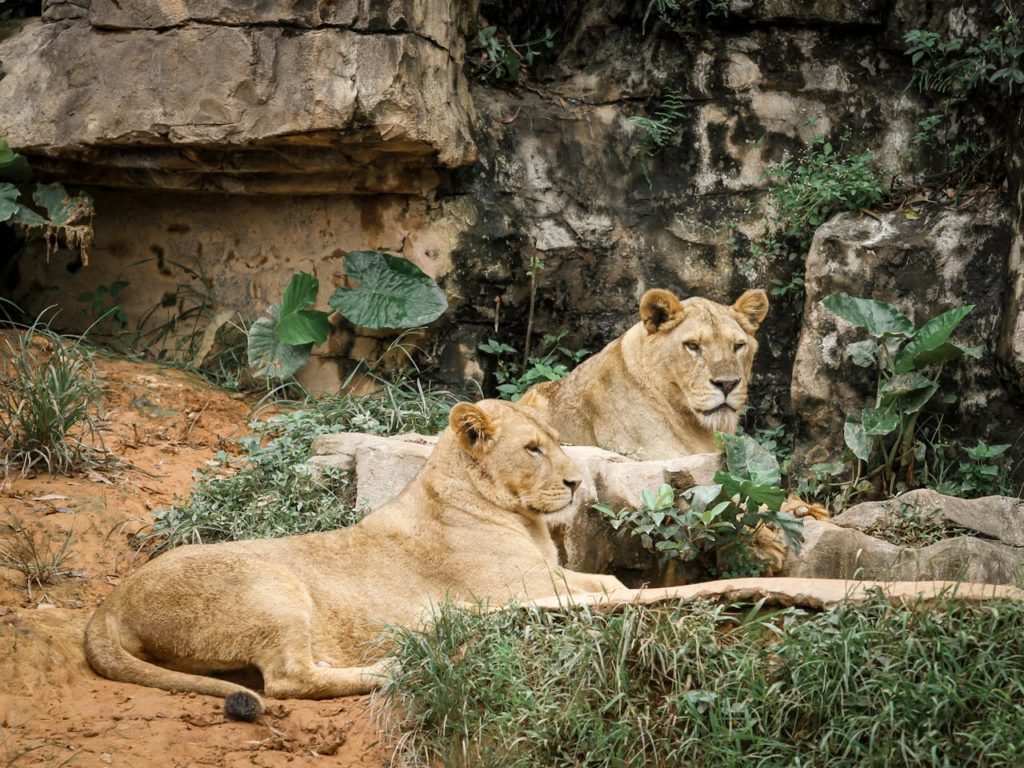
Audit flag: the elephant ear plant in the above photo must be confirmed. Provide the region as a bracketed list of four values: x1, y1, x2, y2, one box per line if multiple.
[247, 252, 448, 381]
[822, 292, 979, 497]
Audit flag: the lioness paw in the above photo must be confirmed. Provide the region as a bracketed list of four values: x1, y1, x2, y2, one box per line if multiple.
[781, 494, 830, 521]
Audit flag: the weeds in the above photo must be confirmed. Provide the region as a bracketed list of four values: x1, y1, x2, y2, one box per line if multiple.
[469, 25, 556, 85]
[0, 515, 75, 599]
[479, 332, 586, 402]
[756, 135, 887, 303]
[628, 88, 687, 186]
[382, 593, 1024, 767]
[864, 499, 973, 547]
[145, 376, 458, 551]
[0, 314, 102, 476]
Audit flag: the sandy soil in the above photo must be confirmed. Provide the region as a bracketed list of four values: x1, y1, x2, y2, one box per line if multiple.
[0, 355, 390, 768]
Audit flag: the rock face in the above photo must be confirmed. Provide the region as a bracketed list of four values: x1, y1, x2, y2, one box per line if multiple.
[791, 207, 1016, 467]
[0, 2, 477, 195]
[783, 490, 1024, 584]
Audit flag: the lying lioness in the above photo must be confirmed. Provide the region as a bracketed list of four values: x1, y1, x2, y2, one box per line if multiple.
[85, 400, 625, 720]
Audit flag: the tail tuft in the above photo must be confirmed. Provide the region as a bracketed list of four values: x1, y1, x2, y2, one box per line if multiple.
[224, 691, 262, 722]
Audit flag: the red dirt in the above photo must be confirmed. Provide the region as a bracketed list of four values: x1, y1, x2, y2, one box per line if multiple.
[0, 356, 390, 767]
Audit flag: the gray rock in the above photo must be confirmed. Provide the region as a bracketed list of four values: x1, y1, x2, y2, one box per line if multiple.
[834, 489, 1024, 548]
[792, 208, 1015, 470]
[784, 519, 1024, 585]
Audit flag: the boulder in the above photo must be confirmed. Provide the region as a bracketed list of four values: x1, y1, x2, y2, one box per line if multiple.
[791, 207, 1016, 468]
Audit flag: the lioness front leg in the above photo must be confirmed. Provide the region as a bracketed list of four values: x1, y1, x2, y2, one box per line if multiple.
[558, 569, 626, 595]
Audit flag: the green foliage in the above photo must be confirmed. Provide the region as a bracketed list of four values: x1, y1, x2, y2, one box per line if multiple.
[468, 25, 556, 85]
[628, 88, 686, 186]
[382, 593, 1024, 767]
[595, 433, 803, 579]
[78, 280, 129, 333]
[478, 332, 587, 402]
[758, 136, 887, 298]
[246, 255, 447, 381]
[642, 0, 729, 36]
[0, 140, 30, 183]
[904, 7, 1023, 183]
[917, 420, 1016, 499]
[329, 251, 448, 330]
[864, 498, 973, 548]
[145, 377, 457, 551]
[823, 292, 979, 498]
[0, 314, 102, 476]
[0, 180, 94, 262]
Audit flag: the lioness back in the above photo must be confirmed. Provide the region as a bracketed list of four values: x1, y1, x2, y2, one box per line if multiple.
[520, 288, 769, 459]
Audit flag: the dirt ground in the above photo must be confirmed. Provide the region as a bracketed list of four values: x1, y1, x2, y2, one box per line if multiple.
[0, 356, 390, 767]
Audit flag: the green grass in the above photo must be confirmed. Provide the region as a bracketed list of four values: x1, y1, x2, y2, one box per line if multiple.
[0, 315, 102, 476]
[146, 377, 458, 551]
[381, 593, 1024, 767]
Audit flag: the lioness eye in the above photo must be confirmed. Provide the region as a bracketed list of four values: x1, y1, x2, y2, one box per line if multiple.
[734, 342, 747, 352]
[526, 443, 543, 456]
[684, 342, 700, 352]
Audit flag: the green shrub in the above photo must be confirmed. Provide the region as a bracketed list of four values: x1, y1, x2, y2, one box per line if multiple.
[595, 433, 803, 579]
[382, 593, 1024, 767]
[478, 331, 587, 402]
[0, 316, 102, 476]
[468, 25, 556, 85]
[628, 88, 687, 186]
[145, 378, 458, 550]
[822, 292, 978, 498]
[756, 136, 887, 301]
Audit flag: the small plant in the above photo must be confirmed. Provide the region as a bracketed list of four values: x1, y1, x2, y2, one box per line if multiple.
[954, 440, 1013, 497]
[756, 136, 887, 302]
[822, 292, 979, 498]
[0, 515, 75, 599]
[628, 88, 686, 186]
[642, 0, 729, 36]
[904, 6, 1023, 184]
[146, 376, 457, 551]
[247, 253, 448, 381]
[478, 332, 587, 401]
[78, 280, 129, 333]
[0, 315, 102, 476]
[595, 433, 803, 579]
[468, 25, 556, 85]
[864, 499, 973, 548]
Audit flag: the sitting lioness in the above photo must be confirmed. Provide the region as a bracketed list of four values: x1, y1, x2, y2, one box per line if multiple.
[520, 288, 770, 458]
[85, 400, 625, 720]
[520, 288, 827, 543]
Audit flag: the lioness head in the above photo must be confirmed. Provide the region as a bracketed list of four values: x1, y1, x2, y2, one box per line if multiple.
[638, 288, 769, 435]
[448, 399, 583, 518]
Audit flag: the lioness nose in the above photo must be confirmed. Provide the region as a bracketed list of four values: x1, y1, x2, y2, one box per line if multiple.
[564, 478, 580, 496]
[712, 378, 740, 395]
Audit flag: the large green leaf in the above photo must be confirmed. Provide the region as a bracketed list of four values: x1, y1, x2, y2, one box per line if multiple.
[714, 432, 781, 487]
[893, 305, 974, 373]
[880, 372, 935, 398]
[822, 293, 913, 338]
[247, 304, 312, 379]
[759, 509, 804, 552]
[861, 407, 899, 436]
[844, 414, 871, 461]
[908, 341, 981, 367]
[275, 272, 330, 345]
[329, 251, 448, 329]
[713, 471, 786, 513]
[0, 182, 20, 222]
[847, 339, 877, 367]
[32, 182, 92, 226]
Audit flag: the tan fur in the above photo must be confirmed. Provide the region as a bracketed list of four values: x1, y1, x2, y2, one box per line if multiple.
[84, 400, 625, 713]
[521, 288, 769, 459]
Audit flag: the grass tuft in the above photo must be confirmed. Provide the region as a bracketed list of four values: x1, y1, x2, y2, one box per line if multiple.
[0, 315, 102, 477]
[145, 376, 458, 551]
[381, 593, 1024, 767]
[0, 515, 75, 599]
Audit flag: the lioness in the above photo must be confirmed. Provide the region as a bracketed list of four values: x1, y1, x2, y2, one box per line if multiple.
[85, 400, 625, 720]
[520, 288, 769, 458]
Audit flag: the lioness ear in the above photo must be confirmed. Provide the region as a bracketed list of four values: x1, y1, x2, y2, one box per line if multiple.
[450, 403, 496, 452]
[639, 289, 684, 334]
[732, 289, 769, 332]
